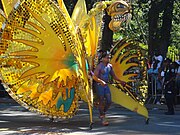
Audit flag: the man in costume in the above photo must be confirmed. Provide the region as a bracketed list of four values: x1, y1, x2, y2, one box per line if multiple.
[93, 51, 126, 126]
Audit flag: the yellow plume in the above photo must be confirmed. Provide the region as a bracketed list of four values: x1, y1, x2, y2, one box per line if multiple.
[57, 0, 70, 19]
[1, 0, 19, 17]
[71, 0, 87, 27]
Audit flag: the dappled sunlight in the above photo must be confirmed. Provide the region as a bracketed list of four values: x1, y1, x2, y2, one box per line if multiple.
[0, 121, 8, 123]
[0, 128, 9, 131]
[108, 115, 129, 118]
[0, 111, 37, 116]
[156, 122, 180, 128]
[0, 103, 180, 134]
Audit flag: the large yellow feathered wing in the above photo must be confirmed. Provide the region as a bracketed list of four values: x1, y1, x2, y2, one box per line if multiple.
[0, 0, 79, 118]
[109, 84, 148, 119]
[110, 39, 148, 119]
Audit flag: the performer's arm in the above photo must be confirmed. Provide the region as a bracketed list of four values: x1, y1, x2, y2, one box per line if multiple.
[93, 65, 106, 86]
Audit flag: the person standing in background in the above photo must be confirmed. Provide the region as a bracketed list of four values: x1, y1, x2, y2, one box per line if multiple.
[163, 62, 176, 115]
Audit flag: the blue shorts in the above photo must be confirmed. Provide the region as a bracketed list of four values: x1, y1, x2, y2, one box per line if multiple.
[96, 84, 111, 97]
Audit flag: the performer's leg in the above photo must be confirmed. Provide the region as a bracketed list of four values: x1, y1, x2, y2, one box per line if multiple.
[98, 96, 105, 116]
[104, 93, 111, 113]
[96, 85, 109, 126]
[104, 86, 112, 113]
[96, 85, 105, 116]
[98, 86, 111, 126]
[99, 95, 109, 126]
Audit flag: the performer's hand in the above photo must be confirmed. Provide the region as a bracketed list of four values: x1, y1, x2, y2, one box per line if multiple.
[120, 81, 126, 87]
[100, 81, 107, 86]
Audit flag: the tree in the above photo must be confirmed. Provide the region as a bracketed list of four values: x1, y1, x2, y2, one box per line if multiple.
[115, 0, 178, 60]
[101, 11, 113, 51]
[148, 0, 175, 58]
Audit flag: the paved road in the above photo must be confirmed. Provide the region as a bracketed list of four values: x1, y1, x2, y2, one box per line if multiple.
[0, 98, 180, 135]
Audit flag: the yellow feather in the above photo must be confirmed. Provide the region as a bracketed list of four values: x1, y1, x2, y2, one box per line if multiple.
[1, 0, 19, 17]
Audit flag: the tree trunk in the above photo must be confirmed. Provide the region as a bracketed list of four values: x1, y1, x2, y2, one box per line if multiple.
[148, 1, 160, 58]
[101, 11, 113, 51]
[148, 0, 174, 59]
[160, 0, 174, 58]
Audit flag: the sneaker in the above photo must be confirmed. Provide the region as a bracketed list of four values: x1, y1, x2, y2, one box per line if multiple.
[99, 115, 109, 126]
[102, 119, 109, 126]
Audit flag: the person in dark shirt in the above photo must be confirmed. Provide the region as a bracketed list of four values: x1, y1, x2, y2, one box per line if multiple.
[163, 62, 176, 115]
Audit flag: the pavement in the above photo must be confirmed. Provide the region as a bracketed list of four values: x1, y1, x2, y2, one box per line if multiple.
[0, 97, 180, 135]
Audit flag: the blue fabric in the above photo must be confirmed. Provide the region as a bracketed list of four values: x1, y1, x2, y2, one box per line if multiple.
[98, 63, 112, 83]
[96, 84, 112, 115]
[96, 84, 111, 96]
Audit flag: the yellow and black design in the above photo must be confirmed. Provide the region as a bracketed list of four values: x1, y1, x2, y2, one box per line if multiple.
[0, 9, 6, 30]
[110, 39, 148, 104]
[107, 0, 131, 32]
[0, 0, 79, 118]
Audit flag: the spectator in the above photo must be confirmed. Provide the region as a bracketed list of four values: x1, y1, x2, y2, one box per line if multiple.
[148, 60, 162, 104]
[160, 58, 172, 85]
[163, 62, 176, 115]
[151, 50, 163, 69]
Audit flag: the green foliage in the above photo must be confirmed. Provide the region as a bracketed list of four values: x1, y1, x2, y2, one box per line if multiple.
[167, 1, 180, 60]
[113, 0, 179, 59]
[167, 45, 179, 61]
[113, 32, 123, 41]
[170, 1, 180, 53]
